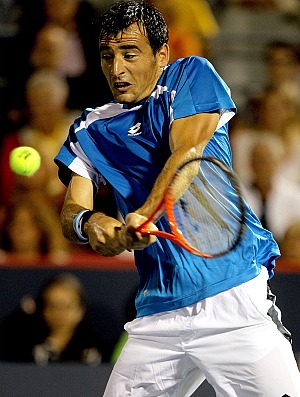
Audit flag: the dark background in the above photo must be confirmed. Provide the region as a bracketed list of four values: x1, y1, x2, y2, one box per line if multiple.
[0, 258, 298, 397]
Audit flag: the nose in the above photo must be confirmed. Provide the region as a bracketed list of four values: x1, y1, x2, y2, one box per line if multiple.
[111, 54, 125, 77]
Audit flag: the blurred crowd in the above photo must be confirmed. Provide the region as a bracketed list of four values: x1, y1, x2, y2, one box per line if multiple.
[0, 0, 299, 261]
[0, 273, 104, 364]
[0, 0, 300, 366]
[230, 39, 300, 260]
[0, 0, 118, 262]
[0, 272, 129, 364]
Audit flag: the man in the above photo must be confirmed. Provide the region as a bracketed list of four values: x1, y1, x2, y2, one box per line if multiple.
[265, 40, 300, 106]
[243, 133, 300, 242]
[55, 1, 300, 395]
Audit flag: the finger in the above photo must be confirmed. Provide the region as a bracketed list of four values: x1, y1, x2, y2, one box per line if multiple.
[115, 226, 132, 252]
[126, 225, 143, 241]
[97, 232, 106, 244]
[128, 234, 157, 250]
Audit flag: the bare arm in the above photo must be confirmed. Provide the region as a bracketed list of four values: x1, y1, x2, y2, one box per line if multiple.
[61, 174, 127, 256]
[125, 112, 220, 228]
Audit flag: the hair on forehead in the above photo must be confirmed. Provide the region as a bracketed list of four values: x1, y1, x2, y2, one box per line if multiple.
[95, 0, 168, 54]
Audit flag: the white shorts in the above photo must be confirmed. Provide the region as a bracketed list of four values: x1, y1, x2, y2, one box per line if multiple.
[104, 268, 300, 397]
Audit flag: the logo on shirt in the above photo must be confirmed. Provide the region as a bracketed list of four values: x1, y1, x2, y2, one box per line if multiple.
[128, 123, 142, 136]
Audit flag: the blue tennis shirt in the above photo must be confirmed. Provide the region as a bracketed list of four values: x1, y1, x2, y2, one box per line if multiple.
[55, 56, 280, 317]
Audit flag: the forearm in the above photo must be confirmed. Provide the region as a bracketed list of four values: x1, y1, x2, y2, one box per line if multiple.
[61, 174, 130, 256]
[61, 201, 129, 256]
[136, 146, 201, 217]
[61, 202, 93, 244]
[135, 112, 219, 218]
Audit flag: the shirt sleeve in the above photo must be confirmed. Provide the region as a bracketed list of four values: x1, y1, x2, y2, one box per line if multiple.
[170, 57, 236, 123]
[54, 111, 103, 189]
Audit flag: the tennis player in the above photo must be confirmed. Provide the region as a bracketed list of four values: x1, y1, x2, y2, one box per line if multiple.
[54, 1, 300, 395]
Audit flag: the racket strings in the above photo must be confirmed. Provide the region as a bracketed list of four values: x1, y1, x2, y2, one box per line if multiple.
[172, 159, 245, 256]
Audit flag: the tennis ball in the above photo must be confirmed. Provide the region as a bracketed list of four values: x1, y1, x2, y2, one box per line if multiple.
[9, 146, 41, 177]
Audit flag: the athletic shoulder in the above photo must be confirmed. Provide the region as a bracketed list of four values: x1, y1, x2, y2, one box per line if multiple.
[162, 56, 223, 91]
[168, 56, 214, 73]
[72, 107, 95, 130]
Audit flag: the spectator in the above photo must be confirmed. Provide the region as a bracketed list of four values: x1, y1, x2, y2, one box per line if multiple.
[236, 40, 300, 129]
[0, 0, 22, 140]
[277, 117, 300, 185]
[242, 133, 300, 242]
[29, 23, 68, 73]
[151, 0, 219, 61]
[3, 23, 70, 130]
[256, 85, 298, 135]
[265, 40, 300, 106]
[231, 85, 299, 185]
[273, 0, 300, 17]
[2, 42, 118, 219]
[0, 273, 103, 365]
[279, 221, 300, 261]
[39, 0, 112, 109]
[0, 70, 75, 212]
[3, 0, 112, 134]
[0, 195, 70, 263]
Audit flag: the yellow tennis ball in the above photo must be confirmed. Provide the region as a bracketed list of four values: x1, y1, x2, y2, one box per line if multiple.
[9, 146, 41, 176]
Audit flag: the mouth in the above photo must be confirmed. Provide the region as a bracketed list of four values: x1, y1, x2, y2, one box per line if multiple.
[113, 82, 131, 92]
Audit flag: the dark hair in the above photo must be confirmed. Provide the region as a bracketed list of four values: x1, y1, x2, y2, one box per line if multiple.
[96, 0, 168, 54]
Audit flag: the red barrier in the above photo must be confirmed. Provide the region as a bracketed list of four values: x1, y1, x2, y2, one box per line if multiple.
[0, 250, 299, 273]
[275, 258, 300, 274]
[0, 250, 136, 270]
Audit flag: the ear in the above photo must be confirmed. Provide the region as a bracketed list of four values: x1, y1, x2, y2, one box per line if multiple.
[157, 43, 170, 67]
[77, 306, 85, 323]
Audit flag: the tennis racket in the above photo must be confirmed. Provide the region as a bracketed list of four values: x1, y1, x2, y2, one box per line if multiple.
[136, 156, 247, 258]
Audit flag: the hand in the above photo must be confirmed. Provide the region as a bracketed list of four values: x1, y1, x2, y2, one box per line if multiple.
[84, 213, 126, 257]
[120, 213, 157, 251]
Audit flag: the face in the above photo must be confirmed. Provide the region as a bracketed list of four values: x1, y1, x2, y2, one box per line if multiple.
[31, 26, 67, 70]
[100, 23, 169, 104]
[268, 48, 299, 82]
[43, 284, 84, 332]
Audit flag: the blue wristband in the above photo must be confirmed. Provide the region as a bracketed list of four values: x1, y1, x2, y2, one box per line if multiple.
[73, 210, 95, 243]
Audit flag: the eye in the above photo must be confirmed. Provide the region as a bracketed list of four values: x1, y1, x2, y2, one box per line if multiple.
[124, 53, 137, 60]
[100, 53, 113, 61]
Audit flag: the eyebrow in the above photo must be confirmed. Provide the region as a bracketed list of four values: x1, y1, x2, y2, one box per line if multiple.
[99, 44, 140, 52]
